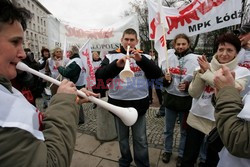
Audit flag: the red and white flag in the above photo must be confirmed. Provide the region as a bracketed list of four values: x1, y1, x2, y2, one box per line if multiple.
[79, 39, 96, 88]
[147, 0, 169, 67]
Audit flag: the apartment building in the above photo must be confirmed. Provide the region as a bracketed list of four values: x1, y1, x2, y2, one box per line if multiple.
[12, 0, 51, 60]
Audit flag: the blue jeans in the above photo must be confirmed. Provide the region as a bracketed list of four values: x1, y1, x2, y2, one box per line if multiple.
[164, 108, 187, 157]
[115, 114, 149, 167]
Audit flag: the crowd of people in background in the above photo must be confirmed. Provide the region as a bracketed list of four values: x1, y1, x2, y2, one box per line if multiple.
[1, 0, 250, 166]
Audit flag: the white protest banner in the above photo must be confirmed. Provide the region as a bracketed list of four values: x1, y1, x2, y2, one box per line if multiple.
[47, 15, 139, 53]
[47, 15, 61, 49]
[148, 0, 242, 40]
[79, 39, 96, 88]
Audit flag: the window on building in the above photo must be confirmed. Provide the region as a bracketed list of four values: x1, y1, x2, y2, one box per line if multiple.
[26, 31, 29, 39]
[28, 21, 31, 29]
[44, 20, 46, 27]
[27, 1, 30, 7]
[33, 23, 35, 31]
[32, 4, 34, 10]
[37, 16, 39, 23]
[32, 13, 35, 21]
[38, 26, 40, 33]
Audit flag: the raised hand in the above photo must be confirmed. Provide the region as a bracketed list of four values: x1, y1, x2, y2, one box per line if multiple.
[116, 56, 129, 68]
[197, 54, 210, 74]
[130, 49, 142, 62]
[214, 65, 235, 91]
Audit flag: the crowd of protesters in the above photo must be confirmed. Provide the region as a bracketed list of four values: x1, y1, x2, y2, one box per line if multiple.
[1, 0, 250, 167]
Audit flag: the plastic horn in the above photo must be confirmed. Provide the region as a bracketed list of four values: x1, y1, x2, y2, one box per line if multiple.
[16, 62, 138, 126]
[119, 45, 134, 82]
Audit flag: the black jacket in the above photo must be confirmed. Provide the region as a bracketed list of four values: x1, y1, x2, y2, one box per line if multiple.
[95, 46, 162, 115]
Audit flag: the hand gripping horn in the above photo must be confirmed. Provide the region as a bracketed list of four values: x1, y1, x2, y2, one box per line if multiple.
[16, 62, 138, 126]
[119, 45, 134, 82]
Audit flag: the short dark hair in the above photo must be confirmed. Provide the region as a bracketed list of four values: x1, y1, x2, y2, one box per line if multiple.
[215, 32, 241, 53]
[41, 47, 51, 58]
[0, 0, 31, 31]
[122, 28, 137, 39]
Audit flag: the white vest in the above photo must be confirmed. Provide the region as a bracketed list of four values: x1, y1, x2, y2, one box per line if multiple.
[48, 58, 63, 79]
[237, 93, 250, 121]
[190, 66, 250, 121]
[161, 50, 199, 97]
[238, 48, 250, 96]
[106, 53, 149, 100]
[38, 58, 45, 74]
[218, 147, 250, 167]
[0, 85, 44, 140]
[93, 60, 102, 72]
[66, 57, 86, 87]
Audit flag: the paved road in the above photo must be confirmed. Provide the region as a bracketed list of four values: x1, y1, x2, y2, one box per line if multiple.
[36, 89, 182, 167]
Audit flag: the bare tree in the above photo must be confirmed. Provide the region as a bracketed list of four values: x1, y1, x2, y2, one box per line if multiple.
[124, 0, 151, 51]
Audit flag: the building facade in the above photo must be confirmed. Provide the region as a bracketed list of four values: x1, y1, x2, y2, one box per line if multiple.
[12, 0, 51, 60]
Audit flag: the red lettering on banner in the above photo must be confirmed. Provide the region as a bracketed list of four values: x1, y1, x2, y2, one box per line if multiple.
[179, 0, 201, 15]
[150, 18, 157, 39]
[196, 0, 224, 15]
[149, 13, 166, 47]
[167, 10, 200, 34]
[149, 0, 225, 37]
[65, 25, 114, 39]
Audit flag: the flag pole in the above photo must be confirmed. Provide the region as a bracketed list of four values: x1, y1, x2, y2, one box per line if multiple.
[62, 37, 67, 59]
[161, 25, 169, 73]
[151, 40, 153, 52]
[79, 39, 91, 52]
[159, 0, 169, 73]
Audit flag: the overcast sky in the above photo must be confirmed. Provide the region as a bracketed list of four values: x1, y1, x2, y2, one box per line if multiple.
[38, 0, 133, 29]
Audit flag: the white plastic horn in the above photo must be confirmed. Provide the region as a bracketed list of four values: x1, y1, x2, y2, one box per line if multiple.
[16, 62, 138, 126]
[119, 45, 134, 82]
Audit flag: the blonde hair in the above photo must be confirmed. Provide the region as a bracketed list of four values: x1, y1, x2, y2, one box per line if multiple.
[52, 47, 62, 59]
